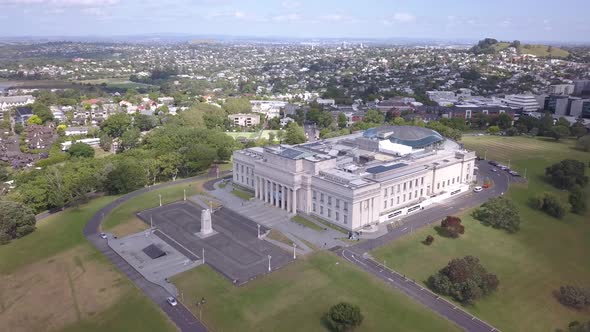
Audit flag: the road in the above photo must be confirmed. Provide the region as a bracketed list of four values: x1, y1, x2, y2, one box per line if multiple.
[339, 160, 511, 332]
[82, 174, 230, 332]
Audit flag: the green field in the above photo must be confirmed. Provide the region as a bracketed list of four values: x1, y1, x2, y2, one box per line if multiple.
[172, 252, 461, 332]
[225, 131, 259, 140]
[372, 136, 590, 332]
[0, 196, 176, 332]
[491, 42, 569, 58]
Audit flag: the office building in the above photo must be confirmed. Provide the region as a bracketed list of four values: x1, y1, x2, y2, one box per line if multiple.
[228, 113, 261, 127]
[503, 94, 540, 112]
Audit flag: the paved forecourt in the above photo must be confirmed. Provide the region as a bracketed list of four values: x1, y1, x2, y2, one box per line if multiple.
[138, 201, 293, 285]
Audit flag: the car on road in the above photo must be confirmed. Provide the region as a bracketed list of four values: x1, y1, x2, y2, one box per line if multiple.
[99, 233, 107, 239]
[488, 160, 498, 166]
[491, 168, 498, 172]
[509, 171, 520, 177]
[482, 183, 490, 189]
[166, 297, 178, 306]
[473, 186, 483, 192]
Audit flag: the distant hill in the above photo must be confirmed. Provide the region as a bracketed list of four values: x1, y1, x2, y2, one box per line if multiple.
[471, 38, 569, 58]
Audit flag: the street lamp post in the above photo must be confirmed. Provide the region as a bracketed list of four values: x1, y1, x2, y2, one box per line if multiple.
[159, 194, 162, 207]
[257, 224, 261, 239]
[196, 297, 206, 321]
[268, 255, 272, 272]
[293, 243, 297, 260]
[484, 150, 487, 160]
[202, 248, 205, 264]
[183, 189, 186, 201]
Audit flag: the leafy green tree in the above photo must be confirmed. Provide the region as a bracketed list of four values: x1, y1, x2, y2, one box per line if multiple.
[571, 122, 588, 138]
[26, 115, 43, 126]
[14, 122, 24, 134]
[222, 98, 251, 114]
[531, 192, 568, 218]
[67, 142, 95, 158]
[363, 109, 384, 124]
[556, 285, 590, 309]
[100, 113, 132, 138]
[99, 133, 112, 152]
[495, 113, 513, 129]
[104, 159, 147, 194]
[0, 200, 37, 244]
[120, 128, 141, 152]
[32, 102, 54, 123]
[337, 112, 348, 129]
[45, 166, 68, 209]
[569, 187, 587, 215]
[284, 122, 306, 145]
[487, 125, 500, 135]
[472, 197, 520, 233]
[545, 159, 588, 190]
[157, 152, 183, 181]
[550, 125, 571, 141]
[323, 302, 363, 332]
[56, 124, 67, 136]
[134, 114, 158, 132]
[428, 256, 499, 304]
[576, 135, 590, 152]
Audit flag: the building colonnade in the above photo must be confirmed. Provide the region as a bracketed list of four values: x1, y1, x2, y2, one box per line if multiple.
[254, 175, 298, 214]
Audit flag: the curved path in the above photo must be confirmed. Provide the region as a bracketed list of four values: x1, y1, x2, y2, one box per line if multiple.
[339, 160, 510, 332]
[83, 173, 230, 332]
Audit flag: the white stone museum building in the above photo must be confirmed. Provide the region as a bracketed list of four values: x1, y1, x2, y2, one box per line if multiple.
[232, 126, 476, 231]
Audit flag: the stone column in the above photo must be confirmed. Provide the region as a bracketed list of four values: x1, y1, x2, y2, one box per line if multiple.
[292, 188, 297, 213]
[286, 187, 291, 213]
[280, 185, 286, 210]
[254, 176, 259, 199]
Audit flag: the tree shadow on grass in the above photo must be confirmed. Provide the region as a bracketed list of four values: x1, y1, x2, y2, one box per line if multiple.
[433, 226, 457, 239]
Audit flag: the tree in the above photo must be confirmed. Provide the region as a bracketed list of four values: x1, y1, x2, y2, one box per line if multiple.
[569, 187, 587, 215]
[323, 302, 363, 332]
[32, 102, 54, 123]
[545, 159, 588, 190]
[134, 114, 157, 132]
[14, 122, 23, 134]
[577, 135, 590, 152]
[428, 256, 498, 304]
[56, 124, 67, 136]
[487, 125, 500, 135]
[363, 109, 384, 124]
[505, 127, 519, 136]
[439, 216, 465, 238]
[337, 112, 348, 129]
[119, 128, 141, 152]
[556, 285, 590, 309]
[571, 122, 588, 138]
[550, 125, 571, 141]
[67, 142, 95, 158]
[0, 200, 36, 244]
[99, 133, 112, 152]
[222, 98, 251, 114]
[494, 113, 512, 130]
[157, 152, 183, 181]
[26, 115, 42, 126]
[424, 235, 434, 245]
[100, 113, 132, 138]
[531, 192, 568, 218]
[472, 197, 520, 233]
[104, 159, 147, 194]
[284, 122, 306, 145]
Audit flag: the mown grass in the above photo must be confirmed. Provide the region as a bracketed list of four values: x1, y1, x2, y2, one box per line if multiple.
[172, 252, 461, 332]
[372, 136, 590, 332]
[231, 188, 254, 200]
[291, 215, 324, 231]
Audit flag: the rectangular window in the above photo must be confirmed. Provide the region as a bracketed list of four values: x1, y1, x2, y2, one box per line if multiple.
[343, 215, 347, 224]
[443, 181, 445, 187]
[403, 194, 406, 202]
[421, 177, 424, 185]
[409, 180, 413, 189]
[390, 198, 393, 205]
[420, 188, 423, 196]
[415, 190, 418, 198]
[336, 199, 340, 209]
[397, 196, 400, 204]
[336, 212, 339, 221]
[384, 189, 388, 197]
[312, 203, 316, 212]
[390, 187, 394, 195]
[447, 179, 450, 186]
[320, 206, 324, 215]
[328, 209, 331, 218]
[384, 200, 387, 209]
[409, 192, 412, 200]
[437, 183, 440, 189]
[328, 196, 332, 206]
[415, 179, 419, 186]
[241, 165, 244, 173]
[344, 202, 348, 211]
[397, 185, 400, 193]
[403, 183, 406, 191]
[241, 176, 244, 182]
[457, 176, 460, 183]
[320, 193, 324, 203]
[452, 178, 455, 184]
[313, 191, 317, 200]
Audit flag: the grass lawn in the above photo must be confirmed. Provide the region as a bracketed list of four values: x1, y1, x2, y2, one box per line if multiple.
[372, 136, 590, 332]
[291, 215, 324, 231]
[231, 188, 254, 200]
[311, 215, 349, 234]
[266, 229, 294, 246]
[225, 131, 259, 140]
[260, 130, 281, 140]
[172, 252, 461, 332]
[103, 179, 208, 237]
[0, 196, 176, 332]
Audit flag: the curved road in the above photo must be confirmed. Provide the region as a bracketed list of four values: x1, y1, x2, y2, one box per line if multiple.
[82, 173, 230, 332]
[339, 160, 510, 332]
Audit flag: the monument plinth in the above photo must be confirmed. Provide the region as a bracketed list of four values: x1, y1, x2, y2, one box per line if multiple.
[195, 209, 217, 238]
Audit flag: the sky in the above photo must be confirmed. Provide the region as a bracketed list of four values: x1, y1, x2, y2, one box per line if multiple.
[0, 0, 589, 42]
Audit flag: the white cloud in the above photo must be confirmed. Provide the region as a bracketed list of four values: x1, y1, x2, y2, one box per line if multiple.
[208, 10, 246, 19]
[383, 12, 415, 25]
[0, 0, 118, 5]
[281, 1, 300, 9]
[272, 13, 301, 22]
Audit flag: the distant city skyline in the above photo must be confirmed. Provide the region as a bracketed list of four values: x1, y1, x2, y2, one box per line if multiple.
[0, 0, 589, 43]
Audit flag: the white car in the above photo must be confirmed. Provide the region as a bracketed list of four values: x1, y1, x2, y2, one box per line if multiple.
[99, 233, 107, 239]
[166, 297, 178, 306]
[473, 186, 483, 192]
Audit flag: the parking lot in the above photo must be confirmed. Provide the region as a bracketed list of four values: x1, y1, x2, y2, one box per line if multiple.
[137, 201, 293, 285]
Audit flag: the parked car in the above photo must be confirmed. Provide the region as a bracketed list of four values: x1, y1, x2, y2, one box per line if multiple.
[473, 186, 483, 192]
[509, 171, 520, 177]
[491, 168, 498, 172]
[166, 297, 178, 306]
[482, 183, 490, 189]
[99, 233, 107, 239]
